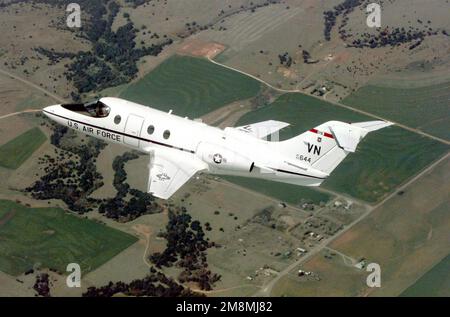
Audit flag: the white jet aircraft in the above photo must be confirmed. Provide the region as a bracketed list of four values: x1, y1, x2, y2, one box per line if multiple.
[43, 97, 392, 199]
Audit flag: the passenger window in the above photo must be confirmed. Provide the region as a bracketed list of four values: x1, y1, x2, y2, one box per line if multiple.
[114, 115, 121, 124]
[147, 125, 155, 135]
[163, 130, 170, 139]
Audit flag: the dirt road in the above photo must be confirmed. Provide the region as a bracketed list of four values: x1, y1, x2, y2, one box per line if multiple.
[0, 68, 66, 104]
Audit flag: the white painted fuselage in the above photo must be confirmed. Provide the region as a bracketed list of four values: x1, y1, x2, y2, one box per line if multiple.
[43, 97, 391, 199]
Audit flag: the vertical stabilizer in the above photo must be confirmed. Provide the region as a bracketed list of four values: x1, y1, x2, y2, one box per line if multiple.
[271, 120, 393, 175]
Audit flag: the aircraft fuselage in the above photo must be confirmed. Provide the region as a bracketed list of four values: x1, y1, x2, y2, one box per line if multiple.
[43, 97, 327, 189]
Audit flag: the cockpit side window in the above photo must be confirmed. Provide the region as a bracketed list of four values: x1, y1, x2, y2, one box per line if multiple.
[61, 100, 110, 118]
[89, 101, 110, 117]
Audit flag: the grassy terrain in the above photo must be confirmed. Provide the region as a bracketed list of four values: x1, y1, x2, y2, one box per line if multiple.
[120, 55, 261, 118]
[0, 200, 137, 276]
[342, 82, 450, 141]
[283, 157, 450, 296]
[271, 250, 366, 296]
[0, 127, 46, 169]
[222, 176, 332, 205]
[235, 93, 449, 203]
[323, 127, 449, 202]
[15, 93, 52, 112]
[400, 253, 450, 297]
[329, 156, 450, 296]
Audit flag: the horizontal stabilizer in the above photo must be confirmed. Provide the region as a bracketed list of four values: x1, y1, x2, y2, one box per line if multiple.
[235, 120, 290, 139]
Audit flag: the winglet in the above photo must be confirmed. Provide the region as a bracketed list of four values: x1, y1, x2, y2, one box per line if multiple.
[330, 120, 393, 152]
[351, 120, 394, 132]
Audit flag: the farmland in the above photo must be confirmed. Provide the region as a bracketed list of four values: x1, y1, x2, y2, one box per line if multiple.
[328, 156, 450, 296]
[0, 0, 449, 297]
[323, 126, 449, 202]
[0, 200, 138, 276]
[120, 55, 261, 118]
[0, 127, 46, 170]
[271, 249, 366, 297]
[400, 253, 450, 297]
[222, 176, 332, 205]
[235, 93, 449, 203]
[270, 154, 450, 296]
[342, 82, 450, 141]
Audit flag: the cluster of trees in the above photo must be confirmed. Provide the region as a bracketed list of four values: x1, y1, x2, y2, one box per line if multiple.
[26, 125, 106, 213]
[323, 0, 440, 50]
[82, 208, 221, 296]
[28, 123, 163, 220]
[302, 50, 311, 63]
[33, 0, 173, 95]
[278, 52, 293, 67]
[349, 28, 430, 49]
[218, 0, 280, 18]
[33, 48, 76, 65]
[301, 50, 318, 64]
[33, 273, 51, 297]
[49, 125, 68, 147]
[125, 0, 147, 8]
[65, 20, 172, 94]
[278, 48, 318, 67]
[149, 209, 221, 291]
[98, 152, 162, 221]
[0, 0, 24, 9]
[83, 270, 202, 297]
[323, 0, 368, 41]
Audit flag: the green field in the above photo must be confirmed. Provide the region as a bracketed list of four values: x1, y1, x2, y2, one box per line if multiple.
[342, 82, 450, 141]
[16, 93, 52, 112]
[0, 127, 47, 169]
[120, 55, 262, 118]
[222, 176, 332, 205]
[0, 200, 137, 276]
[400, 253, 450, 296]
[235, 93, 449, 203]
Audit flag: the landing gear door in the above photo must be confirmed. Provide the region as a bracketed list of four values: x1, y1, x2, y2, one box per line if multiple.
[124, 114, 144, 147]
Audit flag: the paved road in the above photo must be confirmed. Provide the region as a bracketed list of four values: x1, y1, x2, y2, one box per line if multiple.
[253, 151, 449, 296]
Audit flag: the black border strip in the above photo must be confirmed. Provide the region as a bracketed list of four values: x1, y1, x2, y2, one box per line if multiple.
[43, 110, 195, 154]
[274, 168, 326, 180]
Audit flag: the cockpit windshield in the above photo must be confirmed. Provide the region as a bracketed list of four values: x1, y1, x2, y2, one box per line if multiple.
[61, 100, 111, 118]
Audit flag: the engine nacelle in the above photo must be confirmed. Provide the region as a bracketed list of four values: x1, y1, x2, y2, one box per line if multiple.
[196, 142, 254, 172]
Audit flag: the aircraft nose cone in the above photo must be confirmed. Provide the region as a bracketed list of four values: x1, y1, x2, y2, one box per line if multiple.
[42, 105, 60, 117]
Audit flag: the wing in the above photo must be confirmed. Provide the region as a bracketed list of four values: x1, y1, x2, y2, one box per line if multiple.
[148, 149, 206, 199]
[234, 120, 290, 139]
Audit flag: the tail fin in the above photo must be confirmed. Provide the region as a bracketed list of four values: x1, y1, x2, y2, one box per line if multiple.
[272, 120, 393, 175]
